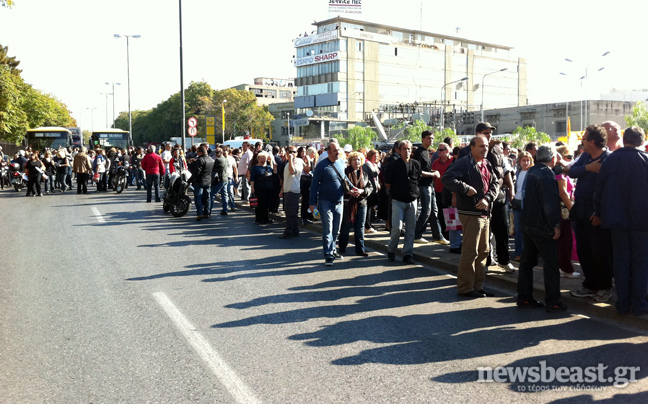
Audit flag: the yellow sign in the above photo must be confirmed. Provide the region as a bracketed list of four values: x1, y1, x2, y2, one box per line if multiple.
[206, 126, 215, 136]
[207, 135, 215, 145]
[206, 116, 215, 126]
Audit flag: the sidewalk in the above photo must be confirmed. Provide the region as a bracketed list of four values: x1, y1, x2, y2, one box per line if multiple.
[233, 198, 648, 332]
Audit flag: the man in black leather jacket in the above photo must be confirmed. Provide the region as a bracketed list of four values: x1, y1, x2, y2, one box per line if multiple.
[189, 145, 215, 221]
[517, 145, 566, 312]
[442, 136, 499, 298]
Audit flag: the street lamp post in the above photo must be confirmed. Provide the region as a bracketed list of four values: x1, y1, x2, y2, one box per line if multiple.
[564, 51, 610, 129]
[86, 107, 97, 132]
[440, 76, 468, 129]
[100, 92, 111, 128]
[222, 99, 227, 143]
[105, 82, 121, 128]
[480, 68, 508, 122]
[114, 34, 141, 146]
[179, 0, 186, 150]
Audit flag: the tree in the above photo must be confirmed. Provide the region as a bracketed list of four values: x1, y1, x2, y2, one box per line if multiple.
[333, 125, 377, 150]
[1, 1, 15, 8]
[506, 126, 551, 150]
[0, 44, 21, 75]
[433, 127, 460, 149]
[625, 101, 648, 134]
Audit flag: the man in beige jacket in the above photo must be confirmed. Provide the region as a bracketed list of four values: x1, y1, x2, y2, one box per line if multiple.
[73, 147, 93, 194]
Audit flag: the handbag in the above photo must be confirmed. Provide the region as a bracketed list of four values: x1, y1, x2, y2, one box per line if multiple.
[443, 207, 463, 231]
[93, 172, 100, 182]
[249, 195, 258, 207]
[331, 163, 351, 193]
[560, 202, 570, 220]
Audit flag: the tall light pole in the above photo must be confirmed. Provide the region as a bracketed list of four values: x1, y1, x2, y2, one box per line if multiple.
[105, 82, 121, 128]
[564, 51, 610, 129]
[480, 68, 508, 122]
[440, 76, 468, 129]
[114, 34, 141, 146]
[559, 72, 586, 130]
[179, 0, 186, 150]
[221, 99, 227, 143]
[100, 92, 111, 128]
[86, 107, 97, 132]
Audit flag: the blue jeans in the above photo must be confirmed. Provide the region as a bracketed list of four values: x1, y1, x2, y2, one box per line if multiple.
[449, 229, 463, 249]
[389, 199, 417, 256]
[146, 173, 160, 202]
[319, 199, 343, 259]
[134, 168, 145, 189]
[513, 208, 523, 257]
[415, 185, 443, 240]
[210, 181, 228, 214]
[339, 203, 367, 253]
[611, 229, 648, 315]
[227, 178, 236, 209]
[193, 184, 211, 216]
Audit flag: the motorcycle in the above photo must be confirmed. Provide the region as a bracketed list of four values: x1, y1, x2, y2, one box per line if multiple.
[163, 170, 192, 217]
[8, 163, 27, 192]
[111, 160, 129, 194]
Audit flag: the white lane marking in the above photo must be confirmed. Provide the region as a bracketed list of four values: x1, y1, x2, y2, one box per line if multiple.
[152, 292, 261, 404]
[91, 207, 105, 223]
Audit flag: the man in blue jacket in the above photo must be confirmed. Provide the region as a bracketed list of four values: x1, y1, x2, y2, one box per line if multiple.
[594, 126, 648, 316]
[310, 142, 359, 266]
[517, 145, 567, 312]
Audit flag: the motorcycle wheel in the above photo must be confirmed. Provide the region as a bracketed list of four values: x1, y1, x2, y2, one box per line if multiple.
[163, 200, 170, 213]
[171, 195, 191, 217]
[116, 177, 126, 194]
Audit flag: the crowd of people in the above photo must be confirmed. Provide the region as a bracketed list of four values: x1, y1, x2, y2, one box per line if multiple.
[3, 119, 647, 317]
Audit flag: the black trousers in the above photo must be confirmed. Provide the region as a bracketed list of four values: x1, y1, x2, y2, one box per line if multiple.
[77, 172, 89, 193]
[490, 199, 511, 265]
[518, 230, 561, 305]
[574, 217, 613, 290]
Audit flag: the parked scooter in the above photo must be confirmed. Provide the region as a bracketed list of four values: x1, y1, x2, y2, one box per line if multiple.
[111, 160, 129, 194]
[163, 170, 192, 217]
[8, 163, 27, 192]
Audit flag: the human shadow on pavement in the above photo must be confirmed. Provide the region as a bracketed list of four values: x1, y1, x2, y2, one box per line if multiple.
[549, 390, 648, 403]
[433, 341, 648, 392]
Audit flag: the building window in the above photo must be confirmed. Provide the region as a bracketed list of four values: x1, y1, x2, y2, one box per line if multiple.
[279, 91, 292, 99]
[357, 41, 363, 52]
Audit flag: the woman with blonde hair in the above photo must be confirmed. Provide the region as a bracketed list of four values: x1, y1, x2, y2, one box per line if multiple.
[250, 151, 277, 224]
[339, 151, 373, 256]
[511, 151, 534, 261]
[555, 145, 580, 278]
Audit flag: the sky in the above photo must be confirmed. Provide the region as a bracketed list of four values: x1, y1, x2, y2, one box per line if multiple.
[2, 0, 648, 132]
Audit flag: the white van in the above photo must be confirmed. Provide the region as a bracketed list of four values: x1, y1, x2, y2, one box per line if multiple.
[222, 139, 263, 149]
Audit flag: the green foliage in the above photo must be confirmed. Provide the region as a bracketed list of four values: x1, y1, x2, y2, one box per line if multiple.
[1, 1, 15, 9]
[433, 127, 460, 149]
[625, 101, 648, 134]
[82, 130, 92, 145]
[393, 120, 458, 149]
[0, 64, 75, 144]
[333, 125, 377, 150]
[118, 82, 275, 145]
[0, 44, 21, 75]
[506, 126, 551, 150]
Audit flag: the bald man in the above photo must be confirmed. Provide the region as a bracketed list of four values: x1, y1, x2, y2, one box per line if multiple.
[602, 121, 623, 152]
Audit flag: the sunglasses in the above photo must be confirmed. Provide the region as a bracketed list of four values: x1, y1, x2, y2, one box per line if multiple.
[288, 150, 297, 154]
[438, 148, 447, 152]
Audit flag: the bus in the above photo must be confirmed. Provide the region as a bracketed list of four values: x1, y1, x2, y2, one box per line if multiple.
[67, 127, 83, 147]
[25, 127, 73, 151]
[91, 128, 130, 150]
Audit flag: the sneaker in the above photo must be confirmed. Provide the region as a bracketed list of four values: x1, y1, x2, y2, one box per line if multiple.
[560, 270, 581, 279]
[546, 301, 568, 313]
[435, 237, 450, 245]
[593, 289, 613, 303]
[366, 227, 377, 234]
[387, 252, 395, 262]
[403, 255, 415, 264]
[498, 262, 516, 273]
[324, 258, 334, 266]
[517, 298, 544, 308]
[414, 238, 429, 244]
[477, 289, 495, 297]
[333, 251, 343, 260]
[571, 287, 597, 298]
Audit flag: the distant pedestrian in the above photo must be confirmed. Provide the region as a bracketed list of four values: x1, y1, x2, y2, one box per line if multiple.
[73, 147, 92, 194]
[189, 145, 214, 221]
[279, 146, 303, 239]
[250, 151, 277, 224]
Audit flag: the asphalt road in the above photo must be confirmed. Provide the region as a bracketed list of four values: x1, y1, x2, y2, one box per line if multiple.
[2, 188, 648, 403]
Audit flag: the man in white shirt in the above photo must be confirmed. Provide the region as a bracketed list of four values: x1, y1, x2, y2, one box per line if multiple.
[223, 146, 238, 211]
[161, 143, 172, 188]
[237, 141, 253, 202]
[280, 145, 304, 239]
